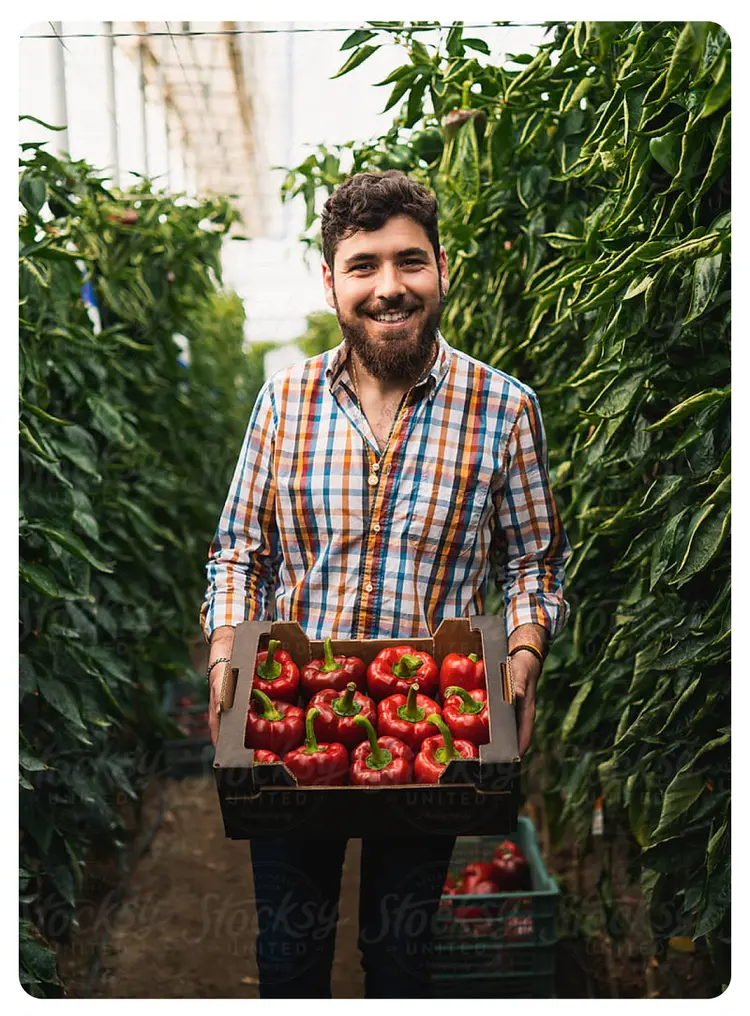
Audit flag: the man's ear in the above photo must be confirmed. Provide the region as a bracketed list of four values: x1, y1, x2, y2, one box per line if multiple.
[322, 260, 336, 310]
[439, 246, 449, 296]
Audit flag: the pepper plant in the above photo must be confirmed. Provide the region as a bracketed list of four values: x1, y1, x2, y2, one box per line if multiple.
[281, 20, 730, 988]
[19, 122, 268, 995]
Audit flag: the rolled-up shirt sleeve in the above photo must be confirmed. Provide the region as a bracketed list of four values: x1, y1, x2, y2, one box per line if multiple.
[493, 387, 571, 641]
[200, 380, 282, 642]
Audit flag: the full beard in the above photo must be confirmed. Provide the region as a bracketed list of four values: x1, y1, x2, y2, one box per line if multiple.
[334, 293, 443, 384]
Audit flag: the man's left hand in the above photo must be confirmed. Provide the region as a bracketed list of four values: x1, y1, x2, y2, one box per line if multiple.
[510, 650, 543, 757]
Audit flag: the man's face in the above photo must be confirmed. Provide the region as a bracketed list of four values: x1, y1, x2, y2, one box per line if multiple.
[322, 214, 449, 384]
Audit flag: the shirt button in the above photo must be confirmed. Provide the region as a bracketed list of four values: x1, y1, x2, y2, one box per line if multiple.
[373, 523, 381, 533]
[365, 583, 373, 593]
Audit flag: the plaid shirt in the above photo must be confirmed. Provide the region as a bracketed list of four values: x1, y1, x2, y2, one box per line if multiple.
[201, 331, 571, 642]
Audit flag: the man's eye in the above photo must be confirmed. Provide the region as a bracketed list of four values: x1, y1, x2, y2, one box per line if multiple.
[402, 259, 424, 267]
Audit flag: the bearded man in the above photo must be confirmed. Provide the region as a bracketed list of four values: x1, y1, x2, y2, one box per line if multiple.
[200, 170, 570, 998]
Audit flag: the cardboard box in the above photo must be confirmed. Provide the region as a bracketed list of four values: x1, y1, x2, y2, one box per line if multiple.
[213, 615, 520, 839]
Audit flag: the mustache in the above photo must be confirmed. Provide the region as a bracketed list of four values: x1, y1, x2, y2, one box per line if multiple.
[359, 300, 420, 315]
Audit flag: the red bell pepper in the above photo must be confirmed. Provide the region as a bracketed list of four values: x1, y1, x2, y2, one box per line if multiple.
[253, 749, 281, 763]
[244, 689, 305, 755]
[495, 839, 524, 861]
[349, 716, 414, 786]
[461, 862, 499, 892]
[376, 681, 441, 751]
[252, 638, 300, 703]
[300, 637, 366, 699]
[282, 707, 349, 786]
[453, 878, 499, 936]
[438, 651, 485, 699]
[414, 713, 479, 784]
[492, 844, 531, 890]
[308, 682, 376, 750]
[367, 645, 438, 701]
[442, 685, 490, 746]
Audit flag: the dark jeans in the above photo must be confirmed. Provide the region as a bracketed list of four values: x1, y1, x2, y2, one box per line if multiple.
[249, 834, 455, 998]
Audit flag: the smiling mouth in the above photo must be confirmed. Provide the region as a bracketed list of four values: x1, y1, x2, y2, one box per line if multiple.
[366, 308, 418, 325]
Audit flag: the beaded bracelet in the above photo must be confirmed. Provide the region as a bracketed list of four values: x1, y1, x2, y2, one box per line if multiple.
[206, 656, 231, 681]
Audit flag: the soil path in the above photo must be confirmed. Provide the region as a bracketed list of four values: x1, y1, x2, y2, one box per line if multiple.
[81, 775, 365, 999]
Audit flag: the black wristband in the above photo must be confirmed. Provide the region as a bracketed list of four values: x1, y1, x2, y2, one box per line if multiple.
[508, 643, 545, 664]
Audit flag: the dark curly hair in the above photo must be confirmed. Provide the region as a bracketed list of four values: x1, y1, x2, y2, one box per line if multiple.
[321, 170, 440, 270]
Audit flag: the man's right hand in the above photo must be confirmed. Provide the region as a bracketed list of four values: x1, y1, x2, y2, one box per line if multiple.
[207, 626, 235, 748]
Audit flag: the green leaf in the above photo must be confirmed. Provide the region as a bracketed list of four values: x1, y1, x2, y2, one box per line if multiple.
[36, 674, 85, 728]
[649, 771, 705, 841]
[518, 165, 551, 209]
[19, 175, 47, 216]
[331, 45, 380, 79]
[587, 370, 647, 418]
[645, 388, 729, 430]
[19, 113, 66, 130]
[55, 439, 101, 479]
[699, 53, 731, 119]
[34, 526, 113, 573]
[19, 750, 49, 772]
[683, 253, 723, 324]
[660, 23, 704, 100]
[463, 38, 490, 55]
[340, 29, 377, 51]
[20, 562, 66, 599]
[383, 76, 414, 113]
[694, 859, 730, 938]
[20, 399, 73, 427]
[446, 24, 464, 57]
[561, 681, 592, 741]
[636, 475, 684, 515]
[670, 502, 730, 585]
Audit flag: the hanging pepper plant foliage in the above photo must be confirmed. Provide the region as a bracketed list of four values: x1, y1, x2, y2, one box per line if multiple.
[281, 21, 730, 984]
[19, 123, 267, 996]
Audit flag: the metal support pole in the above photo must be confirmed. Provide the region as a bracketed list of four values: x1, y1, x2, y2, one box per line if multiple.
[103, 22, 120, 188]
[51, 21, 70, 156]
[137, 38, 150, 178]
[157, 55, 170, 190]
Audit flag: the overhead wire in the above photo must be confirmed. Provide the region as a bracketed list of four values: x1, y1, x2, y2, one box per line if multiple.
[22, 23, 554, 40]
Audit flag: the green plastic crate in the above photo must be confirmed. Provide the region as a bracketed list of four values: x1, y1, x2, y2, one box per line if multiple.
[431, 816, 559, 998]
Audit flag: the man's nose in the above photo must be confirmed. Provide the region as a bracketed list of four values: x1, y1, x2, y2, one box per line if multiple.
[373, 263, 406, 301]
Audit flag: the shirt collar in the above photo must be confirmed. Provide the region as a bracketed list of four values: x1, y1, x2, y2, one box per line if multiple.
[325, 329, 453, 402]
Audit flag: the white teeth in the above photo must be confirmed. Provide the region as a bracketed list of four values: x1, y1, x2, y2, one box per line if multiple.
[372, 310, 412, 322]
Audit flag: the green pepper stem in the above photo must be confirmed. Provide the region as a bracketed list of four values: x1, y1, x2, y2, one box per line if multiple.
[303, 707, 322, 754]
[333, 682, 361, 718]
[391, 653, 424, 679]
[444, 686, 485, 716]
[251, 687, 283, 722]
[256, 639, 282, 680]
[426, 712, 461, 765]
[354, 715, 393, 771]
[468, 653, 479, 664]
[321, 636, 340, 673]
[397, 682, 425, 724]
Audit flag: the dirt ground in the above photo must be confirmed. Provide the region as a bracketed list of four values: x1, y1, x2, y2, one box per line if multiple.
[55, 774, 717, 1000]
[58, 775, 365, 999]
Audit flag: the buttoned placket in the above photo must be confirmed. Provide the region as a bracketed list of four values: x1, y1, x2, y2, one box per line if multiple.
[349, 376, 430, 634]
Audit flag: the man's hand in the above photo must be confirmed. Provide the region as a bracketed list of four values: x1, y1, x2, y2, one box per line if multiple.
[508, 623, 548, 756]
[207, 626, 235, 748]
[510, 651, 542, 756]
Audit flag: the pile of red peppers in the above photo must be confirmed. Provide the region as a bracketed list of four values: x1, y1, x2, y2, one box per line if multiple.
[243, 635, 492, 787]
[439, 838, 534, 939]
